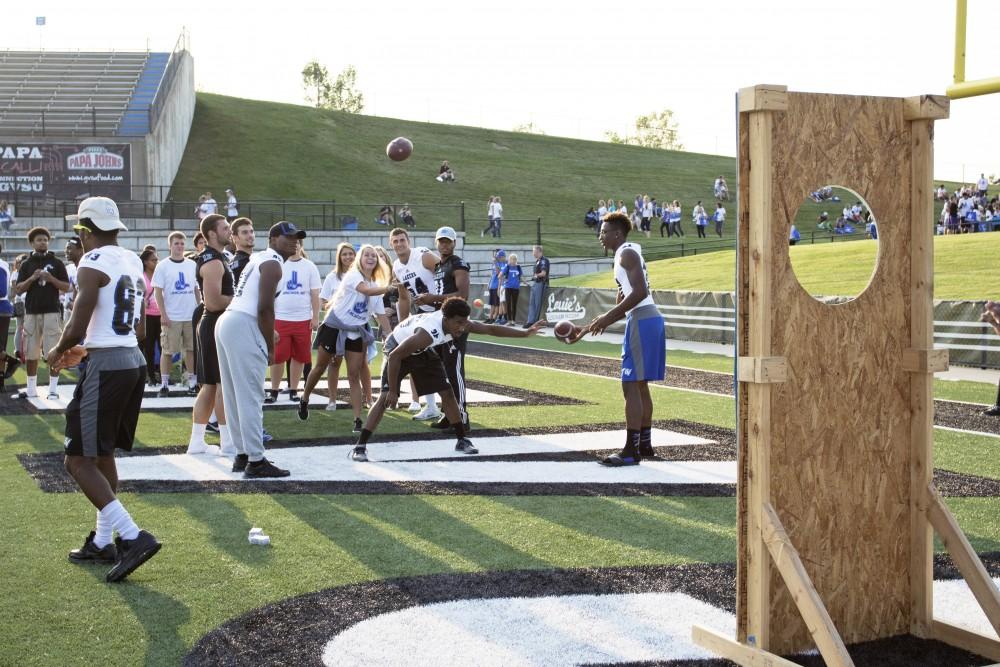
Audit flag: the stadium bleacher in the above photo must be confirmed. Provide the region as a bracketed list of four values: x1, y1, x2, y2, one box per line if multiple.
[0, 50, 169, 137]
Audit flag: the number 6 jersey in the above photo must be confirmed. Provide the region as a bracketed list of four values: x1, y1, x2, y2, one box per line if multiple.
[79, 245, 145, 349]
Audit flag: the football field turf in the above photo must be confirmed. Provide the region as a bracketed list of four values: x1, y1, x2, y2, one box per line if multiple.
[3, 351, 1000, 665]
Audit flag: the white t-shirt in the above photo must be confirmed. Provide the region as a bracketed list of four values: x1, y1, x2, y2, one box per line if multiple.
[228, 248, 284, 317]
[320, 271, 342, 303]
[978, 177, 989, 191]
[226, 195, 238, 217]
[385, 310, 451, 355]
[328, 269, 386, 336]
[491, 201, 503, 219]
[275, 257, 321, 321]
[642, 202, 653, 217]
[151, 256, 199, 321]
[201, 198, 218, 216]
[79, 245, 145, 349]
[393, 247, 438, 313]
[62, 263, 78, 308]
[613, 242, 654, 315]
[715, 207, 727, 222]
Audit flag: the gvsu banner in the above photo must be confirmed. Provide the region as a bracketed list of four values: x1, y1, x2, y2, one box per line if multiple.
[0, 144, 132, 200]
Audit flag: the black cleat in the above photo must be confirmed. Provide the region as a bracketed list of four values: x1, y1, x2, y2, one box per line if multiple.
[106, 530, 161, 582]
[157, 386, 169, 398]
[638, 445, 656, 458]
[983, 405, 1000, 417]
[431, 416, 451, 429]
[187, 385, 199, 397]
[288, 391, 298, 402]
[352, 418, 363, 433]
[232, 454, 249, 473]
[455, 438, 478, 455]
[3, 357, 20, 380]
[69, 531, 117, 565]
[350, 446, 368, 462]
[599, 452, 641, 467]
[243, 457, 290, 478]
[205, 421, 220, 434]
[297, 399, 309, 421]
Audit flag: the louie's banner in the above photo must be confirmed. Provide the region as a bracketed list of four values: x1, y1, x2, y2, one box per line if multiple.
[0, 144, 132, 200]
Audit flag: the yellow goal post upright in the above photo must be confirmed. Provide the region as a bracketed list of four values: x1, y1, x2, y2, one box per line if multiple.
[948, 0, 1000, 99]
[691, 84, 1000, 667]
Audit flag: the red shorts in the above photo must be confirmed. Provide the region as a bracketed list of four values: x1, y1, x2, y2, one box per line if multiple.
[274, 319, 312, 364]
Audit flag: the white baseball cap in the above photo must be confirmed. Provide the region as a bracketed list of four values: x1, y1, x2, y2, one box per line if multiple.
[65, 196, 128, 231]
[435, 226, 457, 241]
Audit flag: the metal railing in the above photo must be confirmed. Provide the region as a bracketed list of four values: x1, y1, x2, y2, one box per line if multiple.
[0, 106, 122, 136]
[148, 32, 188, 131]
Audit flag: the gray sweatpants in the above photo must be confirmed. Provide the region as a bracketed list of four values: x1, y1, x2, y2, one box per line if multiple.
[215, 310, 268, 461]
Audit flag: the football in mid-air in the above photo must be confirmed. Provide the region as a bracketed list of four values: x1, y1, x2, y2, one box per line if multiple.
[553, 319, 579, 343]
[473, 298, 484, 308]
[386, 137, 413, 161]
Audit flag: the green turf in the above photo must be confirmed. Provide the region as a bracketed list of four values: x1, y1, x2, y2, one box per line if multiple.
[2, 350, 999, 664]
[556, 232, 1000, 301]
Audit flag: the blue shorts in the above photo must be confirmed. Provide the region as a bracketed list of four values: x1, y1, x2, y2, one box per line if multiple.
[622, 304, 666, 382]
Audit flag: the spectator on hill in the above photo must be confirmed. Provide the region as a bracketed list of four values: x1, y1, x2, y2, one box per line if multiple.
[195, 195, 207, 222]
[640, 195, 653, 238]
[936, 185, 949, 201]
[225, 188, 239, 222]
[483, 196, 503, 238]
[617, 200, 627, 218]
[0, 200, 14, 233]
[607, 198, 617, 213]
[669, 200, 684, 237]
[630, 209, 642, 233]
[714, 176, 729, 201]
[200, 193, 218, 219]
[634, 195, 643, 219]
[817, 211, 831, 231]
[693, 201, 708, 238]
[437, 161, 456, 182]
[597, 199, 608, 220]
[584, 207, 600, 230]
[659, 202, 671, 237]
[714, 202, 726, 237]
[400, 204, 416, 228]
[377, 205, 393, 226]
[978, 174, 990, 198]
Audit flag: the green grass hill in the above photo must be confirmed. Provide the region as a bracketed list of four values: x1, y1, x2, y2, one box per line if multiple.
[556, 232, 998, 301]
[171, 93, 737, 257]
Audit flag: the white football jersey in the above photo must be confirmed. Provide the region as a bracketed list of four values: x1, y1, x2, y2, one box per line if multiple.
[228, 248, 283, 317]
[613, 242, 654, 314]
[385, 310, 451, 355]
[79, 245, 145, 349]
[392, 247, 438, 313]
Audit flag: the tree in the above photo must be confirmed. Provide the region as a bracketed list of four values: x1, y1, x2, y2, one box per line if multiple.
[512, 121, 545, 135]
[301, 61, 365, 113]
[605, 109, 683, 150]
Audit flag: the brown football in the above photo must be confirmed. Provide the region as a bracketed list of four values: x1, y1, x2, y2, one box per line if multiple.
[386, 137, 413, 162]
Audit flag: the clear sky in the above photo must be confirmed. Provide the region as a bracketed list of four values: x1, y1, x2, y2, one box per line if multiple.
[10, 0, 999, 182]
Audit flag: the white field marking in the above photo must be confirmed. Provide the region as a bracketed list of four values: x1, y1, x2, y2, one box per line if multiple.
[934, 576, 1000, 639]
[935, 425, 1000, 440]
[24, 383, 518, 412]
[113, 430, 736, 485]
[322, 592, 736, 667]
[936, 397, 993, 407]
[472, 339, 732, 376]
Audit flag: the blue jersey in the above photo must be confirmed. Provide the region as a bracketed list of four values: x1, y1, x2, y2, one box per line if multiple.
[501, 264, 522, 289]
[488, 260, 504, 289]
[0, 260, 11, 316]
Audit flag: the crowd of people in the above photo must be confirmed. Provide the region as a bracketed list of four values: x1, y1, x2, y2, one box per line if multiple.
[937, 177, 1000, 234]
[585, 194, 727, 239]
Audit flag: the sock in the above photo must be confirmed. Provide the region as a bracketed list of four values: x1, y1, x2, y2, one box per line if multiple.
[189, 423, 207, 446]
[47, 375, 59, 395]
[187, 373, 197, 388]
[161, 374, 170, 388]
[94, 508, 113, 548]
[640, 427, 652, 450]
[26, 375, 37, 396]
[100, 499, 139, 541]
[624, 429, 640, 457]
[454, 420, 467, 439]
[219, 424, 234, 451]
[209, 410, 217, 422]
[358, 428, 372, 446]
[425, 394, 438, 411]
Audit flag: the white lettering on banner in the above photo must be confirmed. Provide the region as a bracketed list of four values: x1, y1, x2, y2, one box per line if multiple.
[0, 147, 43, 159]
[545, 293, 587, 321]
[66, 146, 124, 170]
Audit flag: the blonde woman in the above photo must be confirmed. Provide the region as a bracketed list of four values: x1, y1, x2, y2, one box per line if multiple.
[299, 244, 391, 432]
[317, 243, 356, 410]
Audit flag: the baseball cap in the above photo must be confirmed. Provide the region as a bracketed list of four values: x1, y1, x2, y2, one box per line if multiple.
[269, 221, 307, 239]
[495, 248, 506, 257]
[435, 226, 457, 241]
[65, 196, 128, 231]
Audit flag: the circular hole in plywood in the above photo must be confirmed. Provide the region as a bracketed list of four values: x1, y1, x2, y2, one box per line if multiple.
[789, 185, 879, 302]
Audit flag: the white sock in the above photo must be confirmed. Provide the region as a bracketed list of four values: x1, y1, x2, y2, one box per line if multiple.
[48, 376, 59, 394]
[190, 423, 207, 446]
[26, 375, 37, 396]
[219, 424, 234, 451]
[209, 410, 217, 422]
[94, 508, 114, 548]
[425, 394, 438, 411]
[100, 499, 139, 541]
[161, 374, 170, 388]
[187, 373, 197, 388]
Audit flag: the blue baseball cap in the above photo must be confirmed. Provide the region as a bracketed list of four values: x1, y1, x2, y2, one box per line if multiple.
[269, 221, 306, 239]
[495, 248, 506, 257]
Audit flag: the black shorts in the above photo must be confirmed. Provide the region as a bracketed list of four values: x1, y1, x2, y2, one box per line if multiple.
[65, 347, 146, 457]
[313, 323, 363, 355]
[380, 348, 451, 397]
[0, 315, 10, 355]
[488, 288, 500, 307]
[196, 311, 223, 385]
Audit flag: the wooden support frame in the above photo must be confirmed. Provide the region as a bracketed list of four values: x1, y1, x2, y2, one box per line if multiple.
[737, 356, 788, 384]
[902, 348, 950, 374]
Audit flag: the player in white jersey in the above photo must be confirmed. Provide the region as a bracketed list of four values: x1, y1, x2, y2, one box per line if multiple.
[350, 297, 542, 462]
[579, 212, 665, 467]
[50, 197, 161, 582]
[388, 227, 441, 416]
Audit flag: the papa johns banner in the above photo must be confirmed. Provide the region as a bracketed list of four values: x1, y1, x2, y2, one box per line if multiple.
[0, 144, 132, 200]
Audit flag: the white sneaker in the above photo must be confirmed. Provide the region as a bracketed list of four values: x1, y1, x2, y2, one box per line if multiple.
[187, 441, 222, 456]
[47, 391, 59, 400]
[407, 401, 421, 413]
[412, 406, 443, 421]
[325, 402, 337, 411]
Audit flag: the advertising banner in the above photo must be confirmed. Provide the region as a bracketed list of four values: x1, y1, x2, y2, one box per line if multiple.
[0, 143, 132, 200]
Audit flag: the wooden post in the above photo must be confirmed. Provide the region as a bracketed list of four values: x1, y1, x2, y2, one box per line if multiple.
[904, 94, 949, 638]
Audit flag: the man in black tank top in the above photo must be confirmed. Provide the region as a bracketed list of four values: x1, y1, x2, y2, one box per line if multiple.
[189, 215, 236, 457]
[228, 217, 255, 284]
[412, 226, 471, 430]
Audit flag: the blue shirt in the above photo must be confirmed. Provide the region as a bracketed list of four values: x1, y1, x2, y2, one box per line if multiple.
[500, 264, 522, 289]
[0, 262, 11, 316]
[488, 260, 505, 289]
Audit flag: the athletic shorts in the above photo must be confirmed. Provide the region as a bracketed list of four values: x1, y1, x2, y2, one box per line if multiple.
[0, 315, 10, 356]
[275, 319, 312, 364]
[196, 311, 223, 385]
[23, 311, 62, 360]
[621, 304, 666, 382]
[64, 346, 146, 457]
[313, 323, 363, 355]
[380, 347, 451, 397]
[161, 319, 194, 356]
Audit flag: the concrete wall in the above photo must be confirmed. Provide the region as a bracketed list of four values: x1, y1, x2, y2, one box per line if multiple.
[145, 50, 195, 200]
